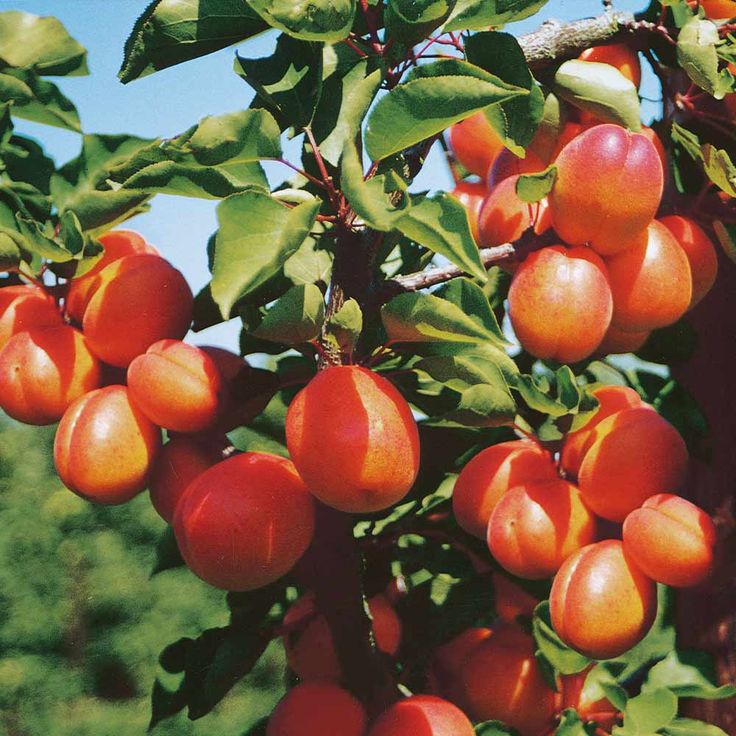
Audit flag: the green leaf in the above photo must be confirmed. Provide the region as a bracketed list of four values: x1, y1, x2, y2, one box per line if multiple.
[712, 220, 736, 264]
[365, 59, 528, 161]
[325, 298, 363, 353]
[211, 191, 320, 316]
[702, 144, 736, 197]
[436, 278, 507, 340]
[663, 719, 729, 736]
[440, 377, 516, 427]
[621, 688, 678, 734]
[474, 721, 518, 735]
[283, 235, 332, 284]
[0, 230, 21, 269]
[150, 526, 185, 576]
[554, 59, 641, 131]
[120, 0, 268, 84]
[677, 17, 731, 98]
[516, 165, 557, 203]
[644, 650, 736, 700]
[386, 0, 455, 49]
[15, 215, 74, 263]
[532, 601, 591, 676]
[445, 0, 549, 31]
[555, 710, 587, 736]
[247, 0, 355, 42]
[252, 284, 325, 343]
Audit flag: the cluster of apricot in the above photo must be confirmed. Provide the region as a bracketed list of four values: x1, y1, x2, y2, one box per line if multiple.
[449, 43, 719, 363]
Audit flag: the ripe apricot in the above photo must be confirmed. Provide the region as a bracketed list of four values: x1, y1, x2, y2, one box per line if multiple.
[697, 0, 736, 19]
[508, 245, 613, 363]
[659, 215, 719, 308]
[578, 406, 688, 522]
[267, 682, 366, 736]
[549, 124, 663, 255]
[174, 452, 315, 591]
[127, 339, 224, 432]
[82, 253, 193, 367]
[284, 593, 401, 682]
[0, 325, 102, 425]
[0, 285, 62, 351]
[285, 366, 420, 513]
[452, 439, 556, 538]
[596, 325, 650, 356]
[487, 147, 545, 189]
[579, 43, 642, 88]
[431, 628, 493, 693]
[559, 665, 619, 731]
[606, 221, 692, 333]
[623, 494, 716, 587]
[492, 572, 538, 623]
[550, 540, 657, 659]
[369, 695, 474, 736]
[448, 112, 504, 178]
[449, 180, 486, 242]
[54, 385, 161, 504]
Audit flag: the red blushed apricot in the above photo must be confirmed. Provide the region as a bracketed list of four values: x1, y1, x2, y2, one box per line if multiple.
[579, 43, 642, 88]
[82, 254, 193, 367]
[659, 215, 719, 308]
[549, 124, 663, 255]
[0, 325, 102, 425]
[448, 112, 504, 178]
[623, 494, 716, 587]
[284, 593, 401, 682]
[0, 285, 62, 351]
[640, 126, 668, 174]
[487, 147, 545, 190]
[369, 695, 474, 736]
[285, 366, 420, 513]
[697, 0, 736, 19]
[449, 180, 486, 242]
[147, 437, 219, 523]
[550, 540, 657, 659]
[508, 245, 613, 363]
[65, 230, 158, 323]
[127, 339, 224, 432]
[267, 682, 366, 736]
[578, 406, 688, 522]
[596, 325, 650, 355]
[493, 572, 538, 623]
[462, 625, 556, 734]
[606, 221, 692, 333]
[488, 479, 597, 580]
[452, 439, 557, 538]
[560, 385, 643, 478]
[54, 385, 161, 504]
[174, 452, 315, 591]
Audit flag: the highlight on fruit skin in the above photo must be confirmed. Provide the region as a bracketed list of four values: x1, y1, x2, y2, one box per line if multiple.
[368, 694, 475, 736]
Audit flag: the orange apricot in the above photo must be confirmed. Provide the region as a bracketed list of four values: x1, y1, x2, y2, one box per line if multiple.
[596, 324, 650, 356]
[285, 366, 420, 513]
[54, 385, 161, 504]
[431, 627, 493, 687]
[82, 253, 193, 367]
[487, 147, 546, 190]
[448, 112, 504, 178]
[173, 452, 315, 591]
[508, 245, 613, 363]
[550, 540, 657, 659]
[606, 220, 692, 333]
[697, 0, 736, 19]
[0, 325, 102, 425]
[622, 494, 716, 587]
[492, 572, 539, 623]
[579, 43, 642, 88]
[369, 695, 474, 736]
[452, 439, 557, 538]
[549, 124, 663, 255]
[0, 285, 62, 351]
[659, 215, 719, 308]
[640, 126, 668, 175]
[578, 406, 688, 522]
[449, 180, 486, 242]
[127, 339, 224, 432]
[267, 682, 366, 736]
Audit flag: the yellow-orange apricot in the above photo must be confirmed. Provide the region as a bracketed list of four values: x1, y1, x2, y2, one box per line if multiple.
[285, 366, 420, 513]
[0, 285, 62, 351]
[606, 221, 692, 333]
[623, 494, 716, 587]
[127, 339, 224, 432]
[579, 43, 642, 88]
[267, 682, 366, 736]
[549, 124, 663, 255]
[492, 572, 539, 623]
[578, 406, 688, 522]
[448, 112, 504, 178]
[174, 452, 315, 591]
[487, 147, 545, 190]
[508, 245, 613, 363]
[369, 695, 474, 736]
[54, 385, 161, 504]
[659, 215, 719, 308]
[696, 0, 736, 19]
[0, 325, 101, 425]
[452, 439, 557, 538]
[558, 665, 620, 731]
[449, 180, 486, 242]
[462, 625, 556, 734]
[550, 540, 657, 659]
[488, 479, 597, 580]
[82, 254, 193, 367]
[284, 592, 401, 682]
[596, 324, 650, 355]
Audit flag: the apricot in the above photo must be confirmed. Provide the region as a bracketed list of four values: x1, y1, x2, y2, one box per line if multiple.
[82, 253, 193, 367]
[549, 124, 663, 255]
[174, 452, 315, 591]
[462, 625, 555, 734]
[697, 0, 736, 19]
[447, 112, 504, 178]
[54, 385, 161, 504]
[596, 325, 650, 355]
[127, 339, 224, 432]
[0, 285, 62, 351]
[487, 147, 545, 190]
[449, 180, 486, 242]
[285, 366, 420, 513]
[0, 325, 102, 425]
[452, 439, 557, 538]
[267, 682, 366, 736]
[659, 215, 719, 308]
[284, 593, 401, 682]
[559, 665, 620, 731]
[492, 572, 539, 623]
[640, 126, 668, 174]
[368, 695, 474, 736]
[578, 43, 642, 88]
[199, 345, 248, 382]
[606, 221, 692, 333]
[550, 540, 657, 659]
[578, 406, 688, 522]
[508, 245, 613, 363]
[623, 494, 716, 587]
